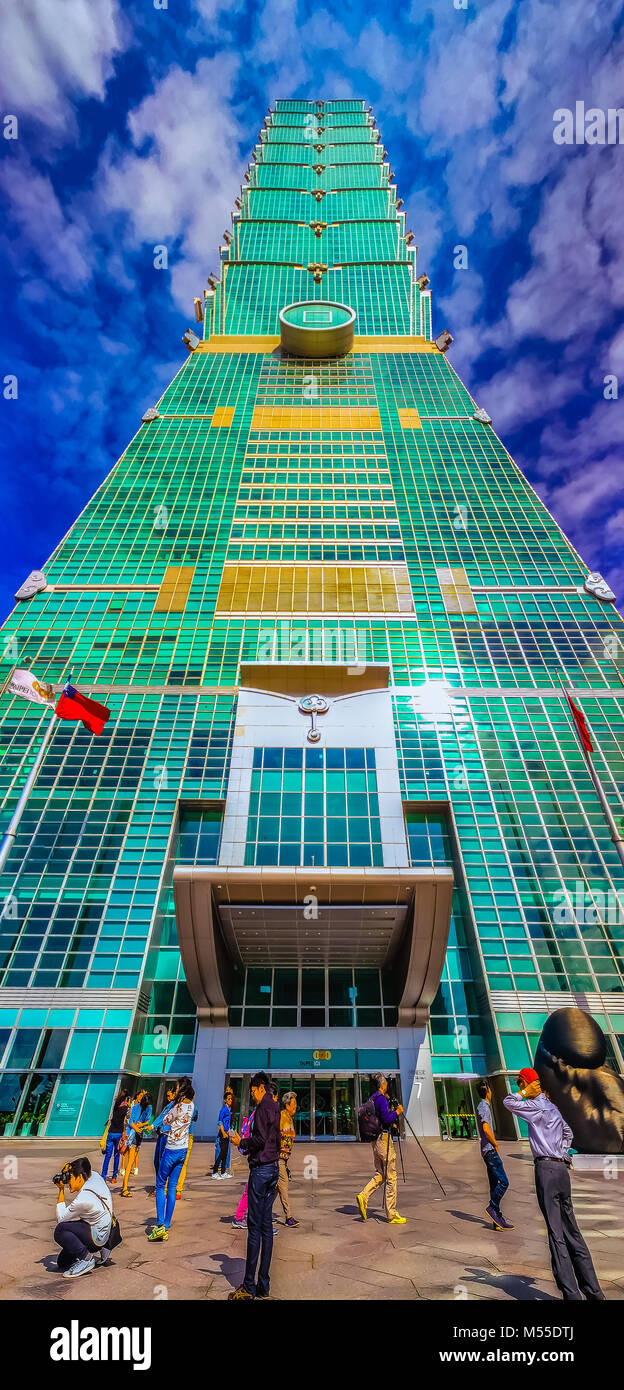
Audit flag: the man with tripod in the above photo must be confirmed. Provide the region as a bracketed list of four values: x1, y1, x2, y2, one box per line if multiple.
[357, 1073, 406, 1225]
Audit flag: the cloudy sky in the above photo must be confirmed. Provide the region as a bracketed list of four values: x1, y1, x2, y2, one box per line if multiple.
[2, 0, 624, 622]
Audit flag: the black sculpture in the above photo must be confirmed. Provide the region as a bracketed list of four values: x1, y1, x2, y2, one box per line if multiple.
[534, 1007, 624, 1152]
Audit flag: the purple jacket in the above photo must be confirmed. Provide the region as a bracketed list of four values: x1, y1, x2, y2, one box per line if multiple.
[372, 1090, 400, 1130]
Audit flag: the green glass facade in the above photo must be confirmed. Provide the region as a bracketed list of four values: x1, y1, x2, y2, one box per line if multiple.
[1, 97, 624, 1138]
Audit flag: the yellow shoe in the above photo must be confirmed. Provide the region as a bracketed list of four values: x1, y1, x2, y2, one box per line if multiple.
[389, 1214, 407, 1224]
[357, 1194, 367, 1222]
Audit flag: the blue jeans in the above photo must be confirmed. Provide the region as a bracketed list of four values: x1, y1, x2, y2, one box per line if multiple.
[243, 1161, 278, 1297]
[154, 1131, 167, 1176]
[101, 1131, 123, 1180]
[156, 1146, 186, 1229]
[484, 1149, 509, 1210]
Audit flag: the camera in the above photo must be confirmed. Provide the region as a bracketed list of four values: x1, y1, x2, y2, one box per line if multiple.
[52, 1164, 70, 1186]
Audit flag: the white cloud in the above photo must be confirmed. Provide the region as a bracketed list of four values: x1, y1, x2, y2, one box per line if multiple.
[97, 54, 246, 312]
[0, 0, 125, 132]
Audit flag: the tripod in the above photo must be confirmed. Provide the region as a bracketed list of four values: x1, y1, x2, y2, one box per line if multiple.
[402, 1110, 447, 1197]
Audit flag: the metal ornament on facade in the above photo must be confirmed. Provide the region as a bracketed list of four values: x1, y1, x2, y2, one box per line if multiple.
[14, 570, 47, 602]
[584, 571, 616, 603]
[298, 694, 329, 742]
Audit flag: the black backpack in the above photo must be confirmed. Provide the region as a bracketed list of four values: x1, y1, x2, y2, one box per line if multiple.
[358, 1094, 381, 1142]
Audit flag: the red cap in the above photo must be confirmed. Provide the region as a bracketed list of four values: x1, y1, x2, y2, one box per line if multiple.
[517, 1067, 539, 1085]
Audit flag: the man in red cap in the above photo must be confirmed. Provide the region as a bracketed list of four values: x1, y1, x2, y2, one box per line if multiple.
[503, 1067, 604, 1301]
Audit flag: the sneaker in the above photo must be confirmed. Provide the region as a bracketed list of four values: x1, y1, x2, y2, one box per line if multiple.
[389, 1214, 407, 1225]
[212, 1172, 223, 1180]
[285, 1217, 299, 1228]
[98, 1246, 111, 1266]
[148, 1225, 168, 1242]
[110, 1177, 117, 1185]
[255, 1290, 270, 1300]
[231, 1217, 247, 1229]
[272, 1225, 278, 1235]
[496, 1212, 515, 1230]
[485, 1202, 502, 1229]
[357, 1193, 367, 1222]
[133, 1166, 139, 1176]
[228, 1285, 254, 1301]
[63, 1255, 96, 1279]
[222, 1171, 233, 1178]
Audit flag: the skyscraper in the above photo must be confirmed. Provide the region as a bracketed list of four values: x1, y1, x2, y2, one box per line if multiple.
[2, 97, 624, 1143]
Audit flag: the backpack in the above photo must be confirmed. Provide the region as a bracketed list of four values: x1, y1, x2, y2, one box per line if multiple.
[358, 1094, 381, 1142]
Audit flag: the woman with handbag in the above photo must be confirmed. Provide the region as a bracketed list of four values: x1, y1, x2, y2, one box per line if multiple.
[101, 1088, 130, 1184]
[120, 1088, 153, 1197]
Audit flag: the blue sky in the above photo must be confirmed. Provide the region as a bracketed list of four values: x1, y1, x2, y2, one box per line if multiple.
[2, 0, 624, 624]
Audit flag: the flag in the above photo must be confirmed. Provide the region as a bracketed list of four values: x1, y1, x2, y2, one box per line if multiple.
[8, 668, 55, 706]
[55, 683, 111, 736]
[566, 692, 593, 754]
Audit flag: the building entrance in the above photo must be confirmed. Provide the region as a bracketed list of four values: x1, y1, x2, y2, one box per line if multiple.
[225, 1072, 403, 1140]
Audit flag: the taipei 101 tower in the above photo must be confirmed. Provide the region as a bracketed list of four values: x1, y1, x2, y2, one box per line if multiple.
[1, 97, 624, 1145]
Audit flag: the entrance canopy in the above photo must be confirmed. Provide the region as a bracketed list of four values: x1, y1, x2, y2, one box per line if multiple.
[173, 865, 454, 1028]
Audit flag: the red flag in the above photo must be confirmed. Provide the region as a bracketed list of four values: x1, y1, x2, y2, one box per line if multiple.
[55, 684, 111, 736]
[566, 692, 593, 754]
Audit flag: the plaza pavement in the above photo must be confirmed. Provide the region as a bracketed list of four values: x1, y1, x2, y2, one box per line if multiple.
[1, 1136, 623, 1301]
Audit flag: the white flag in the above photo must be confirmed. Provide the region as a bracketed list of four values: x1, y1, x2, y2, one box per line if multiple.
[8, 669, 55, 706]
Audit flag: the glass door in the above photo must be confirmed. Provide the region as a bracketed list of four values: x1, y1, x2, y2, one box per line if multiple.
[335, 1076, 356, 1137]
[313, 1077, 334, 1138]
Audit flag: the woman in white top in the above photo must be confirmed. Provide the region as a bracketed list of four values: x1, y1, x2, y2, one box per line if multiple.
[54, 1155, 114, 1278]
[148, 1078, 195, 1240]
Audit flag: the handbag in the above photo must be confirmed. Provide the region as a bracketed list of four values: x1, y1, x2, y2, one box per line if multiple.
[118, 1132, 130, 1156]
[94, 1189, 122, 1250]
[100, 1121, 110, 1154]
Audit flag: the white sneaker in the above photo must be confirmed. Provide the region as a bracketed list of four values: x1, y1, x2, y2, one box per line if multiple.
[222, 1171, 233, 1178]
[98, 1247, 111, 1266]
[212, 1172, 223, 1180]
[63, 1255, 96, 1279]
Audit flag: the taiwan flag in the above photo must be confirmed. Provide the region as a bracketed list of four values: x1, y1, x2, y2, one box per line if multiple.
[566, 692, 593, 754]
[55, 683, 111, 736]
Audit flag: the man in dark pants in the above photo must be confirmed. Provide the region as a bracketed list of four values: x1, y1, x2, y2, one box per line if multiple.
[476, 1079, 513, 1230]
[504, 1067, 605, 1301]
[228, 1071, 281, 1300]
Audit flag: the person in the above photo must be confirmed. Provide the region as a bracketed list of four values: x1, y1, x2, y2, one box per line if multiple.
[54, 1156, 114, 1279]
[277, 1091, 299, 1227]
[228, 1071, 280, 1300]
[356, 1073, 406, 1225]
[476, 1080, 513, 1230]
[458, 1097, 472, 1140]
[101, 1087, 129, 1184]
[503, 1067, 605, 1302]
[149, 1084, 177, 1191]
[148, 1079, 195, 1240]
[176, 1100, 199, 1199]
[212, 1090, 233, 1178]
[121, 1088, 152, 1197]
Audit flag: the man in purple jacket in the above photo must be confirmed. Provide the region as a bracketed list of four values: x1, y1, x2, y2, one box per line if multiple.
[228, 1071, 281, 1300]
[357, 1073, 406, 1224]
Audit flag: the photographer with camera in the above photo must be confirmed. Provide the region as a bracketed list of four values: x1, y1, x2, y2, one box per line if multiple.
[53, 1156, 115, 1279]
[357, 1073, 406, 1225]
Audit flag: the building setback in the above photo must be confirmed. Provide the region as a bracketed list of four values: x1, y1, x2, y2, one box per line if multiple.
[1, 97, 624, 1143]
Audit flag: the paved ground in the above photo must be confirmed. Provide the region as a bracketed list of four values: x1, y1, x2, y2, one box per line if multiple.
[1, 1137, 623, 1301]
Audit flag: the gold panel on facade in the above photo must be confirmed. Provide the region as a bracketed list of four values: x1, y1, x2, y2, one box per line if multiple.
[250, 406, 382, 431]
[216, 565, 414, 614]
[154, 566, 195, 613]
[211, 406, 235, 427]
[436, 566, 478, 616]
[397, 407, 422, 429]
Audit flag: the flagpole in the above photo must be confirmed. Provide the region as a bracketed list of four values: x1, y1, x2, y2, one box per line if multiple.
[0, 709, 57, 876]
[564, 682, 624, 870]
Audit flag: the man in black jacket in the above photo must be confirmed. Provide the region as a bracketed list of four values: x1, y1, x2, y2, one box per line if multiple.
[228, 1072, 281, 1300]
